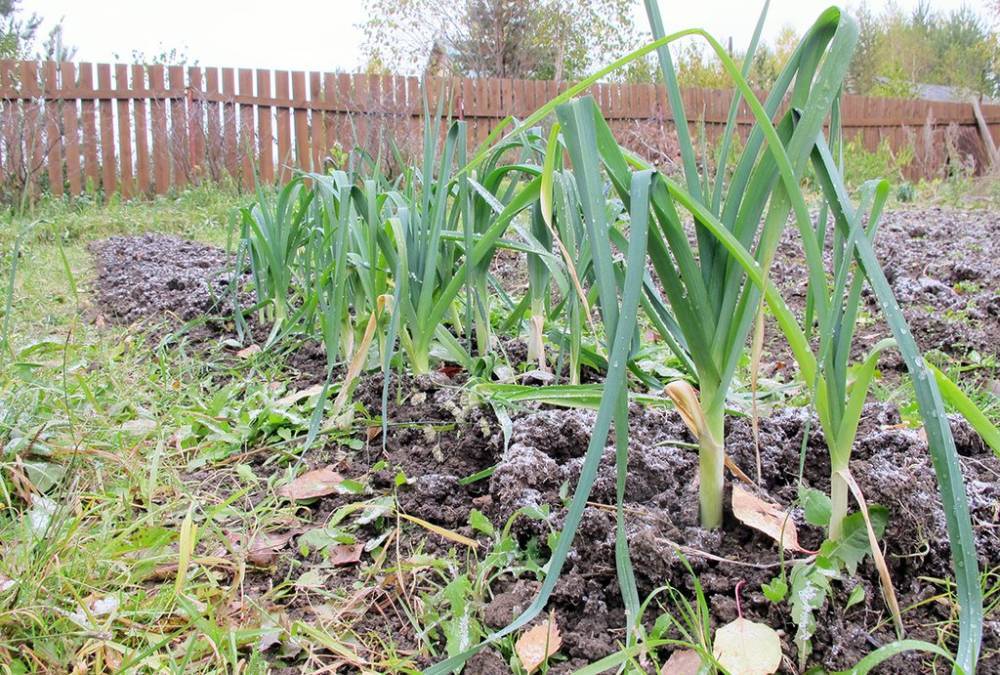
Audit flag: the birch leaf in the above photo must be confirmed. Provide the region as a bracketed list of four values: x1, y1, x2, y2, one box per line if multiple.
[713, 617, 782, 675]
[663, 648, 703, 674]
[515, 614, 562, 673]
[277, 467, 345, 500]
[731, 484, 804, 552]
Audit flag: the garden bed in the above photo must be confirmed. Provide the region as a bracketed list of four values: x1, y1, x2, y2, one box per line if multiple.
[87, 220, 1000, 673]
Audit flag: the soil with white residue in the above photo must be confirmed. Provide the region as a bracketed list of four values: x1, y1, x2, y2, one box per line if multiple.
[235, 371, 1000, 673]
[88, 221, 1000, 672]
[89, 233, 244, 325]
[768, 207, 1000, 374]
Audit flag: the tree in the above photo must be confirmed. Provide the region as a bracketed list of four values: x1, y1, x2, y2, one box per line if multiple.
[1, 0, 75, 62]
[845, 1, 999, 99]
[0, 0, 41, 59]
[359, 0, 645, 81]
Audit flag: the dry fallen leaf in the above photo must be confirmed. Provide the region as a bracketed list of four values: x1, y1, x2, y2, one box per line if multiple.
[713, 617, 782, 675]
[236, 344, 261, 359]
[276, 383, 325, 408]
[245, 530, 299, 566]
[276, 467, 345, 500]
[663, 648, 702, 674]
[731, 484, 804, 552]
[329, 543, 364, 566]
[515, 614, 562, 673]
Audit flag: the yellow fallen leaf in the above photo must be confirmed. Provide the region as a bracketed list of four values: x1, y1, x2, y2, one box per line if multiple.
[276, 467, 345, 500]
[515, 613, 562, 673]
[713, 617, 782, 675]
[236, 344, 261, 359]
[276, 383, 325, 408]
[663, 648, 703, 674]
[397, 512, 478, 549]
[731, 484, 804, 552]
[175, 502, 199, 595]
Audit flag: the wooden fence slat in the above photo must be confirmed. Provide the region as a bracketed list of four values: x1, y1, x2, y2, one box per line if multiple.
[78, 63, 100, 192]
[203, 67, 221, 184]
[291, 71, 310, 171]
[238, 68, 255, 189]
[257, 69, 274, 184]
[310, 71, 326, 172]
[188, 66, 206, 179]
[97, 64, 117, 198]
[19, 61, 43, 199]
[275, 70, 292, 182]
[324, 72, 339, 158]
[43, 61, 63, 196]
[168, 65, 188, 187]
[115, 64, 133, 198]
[148, 64, 170, 194]
[59, 62, 82, 195]
[132, 64, 151, 195]
[221, 67, 237, 179]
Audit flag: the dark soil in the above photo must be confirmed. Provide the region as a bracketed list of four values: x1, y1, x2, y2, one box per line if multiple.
[89, 228, 1000, 672]
[768, 207, 1000, 375]
[249, 375, 999, 673]
[89, 233, 242, 325]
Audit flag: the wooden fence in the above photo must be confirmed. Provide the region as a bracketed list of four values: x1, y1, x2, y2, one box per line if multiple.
[2, 59, 999, 202]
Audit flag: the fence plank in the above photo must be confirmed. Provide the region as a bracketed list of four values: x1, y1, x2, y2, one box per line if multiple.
[275, 70, 292, 183]
[59, 62, 82, 195]
[221, 67, 238, 179]
[203, 67, 222, 184]
[78, 62, 100, 192]
[169, 65, 188, 187]
[43, 61, 63, 196]
[238, 68, 255, 189]
[115, 64, 133, 198]
[132, 64, 151, 195]
[309, 71, 325, 172]
[188, 66, 206, 179]
[148, 65, 170, 194]
[97, 64, 117, 198]
[323, 72, 338, 162]
[257, 69, 274, 184]
[18, 62, 43, 199]
[291, 71, 310, 171]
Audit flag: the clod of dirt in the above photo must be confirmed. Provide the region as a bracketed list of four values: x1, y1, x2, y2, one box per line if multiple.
[483, 401, 1000, 673]
[90, 234, 243, 325]
[768, 206, 1000, 372]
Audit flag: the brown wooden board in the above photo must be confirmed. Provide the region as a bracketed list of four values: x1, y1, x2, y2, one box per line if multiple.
[291, 71, 310, 171]
[257, 69, 274, 184]
[115, 64, 134, 198]
[78, 63, 100, 192]
[238, 68, 255, 189]
[221, 67, 238, 179]
[310, 71, 326, 173]
[168, 65, 188, 187]
[131, 64, 149, 195]
[42, 62, 64, 196]
[188, 66, 206, 180]
[148, 65, 170, 194]
[275, 70, 292, 183]
[97, 63, 117, 198]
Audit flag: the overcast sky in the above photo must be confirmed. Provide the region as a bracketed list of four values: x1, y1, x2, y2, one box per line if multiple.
[23, 0, 996, 73]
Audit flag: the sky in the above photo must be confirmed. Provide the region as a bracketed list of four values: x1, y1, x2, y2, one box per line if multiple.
[22, 0, 997, 74]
